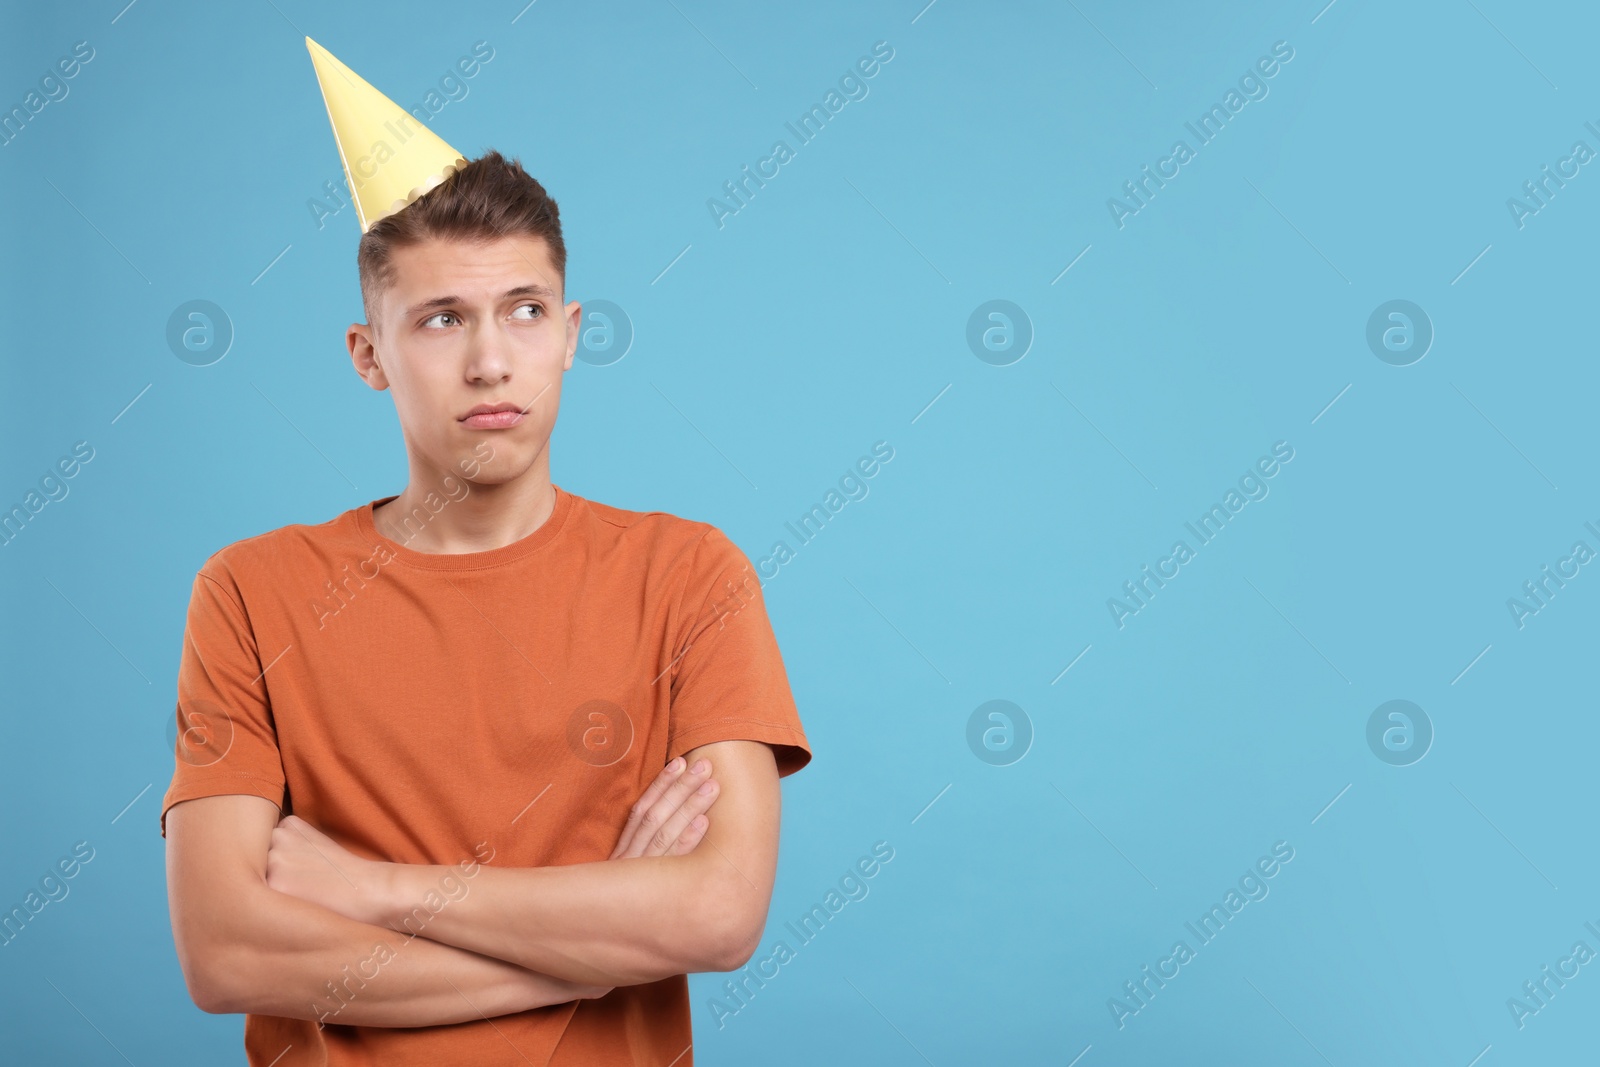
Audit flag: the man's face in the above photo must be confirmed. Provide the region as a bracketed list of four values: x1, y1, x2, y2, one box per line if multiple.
[348, 233, 580, 486]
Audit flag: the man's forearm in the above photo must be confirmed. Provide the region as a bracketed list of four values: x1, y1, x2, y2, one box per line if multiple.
[374, 852, 750, 987]
[202, 881, 598, 1025]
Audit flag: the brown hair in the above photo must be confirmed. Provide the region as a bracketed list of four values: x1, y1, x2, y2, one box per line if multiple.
[356, 148, 566, 331]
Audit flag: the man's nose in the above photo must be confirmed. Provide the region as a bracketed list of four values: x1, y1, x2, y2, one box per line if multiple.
[466, 323, 512, 382]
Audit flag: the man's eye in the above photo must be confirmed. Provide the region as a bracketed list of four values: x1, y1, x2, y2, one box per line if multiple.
[422, 312, 460, 328]
[512, 303, 543, 319]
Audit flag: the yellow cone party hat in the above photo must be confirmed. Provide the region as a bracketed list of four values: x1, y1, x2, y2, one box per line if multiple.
[305, 37, 468, 233]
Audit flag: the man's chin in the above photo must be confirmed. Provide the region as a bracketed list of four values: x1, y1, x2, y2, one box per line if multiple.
[442, 441, 546, 487]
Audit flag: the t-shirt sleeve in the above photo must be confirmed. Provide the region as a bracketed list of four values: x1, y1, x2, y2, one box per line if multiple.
[665, 527, 812, 778]
[158, 559, 288, 838]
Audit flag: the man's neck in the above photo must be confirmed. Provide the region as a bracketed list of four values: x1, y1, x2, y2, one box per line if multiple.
[374, 459, 557, 556]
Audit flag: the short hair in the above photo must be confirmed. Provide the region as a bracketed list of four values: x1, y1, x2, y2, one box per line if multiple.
[356, 148, 566, 331]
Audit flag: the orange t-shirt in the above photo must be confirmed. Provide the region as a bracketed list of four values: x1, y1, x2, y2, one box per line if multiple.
[160, 483, 812, 1066]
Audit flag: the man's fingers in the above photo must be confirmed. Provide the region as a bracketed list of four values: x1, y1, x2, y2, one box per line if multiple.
[615, 758, 716, 859]
[641, 776, 718, 858]
[626, 763, 714, 859]
[611, 757, 688, 859]
[666, 814, 709, 856]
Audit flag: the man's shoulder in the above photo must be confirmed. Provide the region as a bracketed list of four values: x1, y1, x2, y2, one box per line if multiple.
[577, 492, 714, 548]
[572, 491, 749, 574]
[193, 502, 364, 589]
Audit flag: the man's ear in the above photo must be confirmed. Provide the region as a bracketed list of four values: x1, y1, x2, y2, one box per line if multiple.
[347, 322, 389, 390]
[562, 299, 581, 371]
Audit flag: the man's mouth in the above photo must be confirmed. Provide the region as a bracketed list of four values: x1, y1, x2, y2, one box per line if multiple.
[461, 402, 525, 429]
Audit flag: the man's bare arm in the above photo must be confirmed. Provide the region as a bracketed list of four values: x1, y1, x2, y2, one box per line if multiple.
[166, 794, 598, 1025]
[267, 739, 782, 988]
[167, 757, 722, 1023]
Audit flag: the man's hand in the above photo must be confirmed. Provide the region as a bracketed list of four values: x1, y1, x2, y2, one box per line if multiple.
[264, 813, 387, 925]
[610, 755, 720, 859]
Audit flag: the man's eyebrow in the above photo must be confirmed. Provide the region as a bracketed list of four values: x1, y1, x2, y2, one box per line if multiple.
[404, 284, 559, 319]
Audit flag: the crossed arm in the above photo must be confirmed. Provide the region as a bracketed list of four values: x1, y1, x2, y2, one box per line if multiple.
[165, 738, 780, 1025]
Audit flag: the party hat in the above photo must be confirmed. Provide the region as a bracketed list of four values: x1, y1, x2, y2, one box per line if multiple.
[305, 37, 469, 233]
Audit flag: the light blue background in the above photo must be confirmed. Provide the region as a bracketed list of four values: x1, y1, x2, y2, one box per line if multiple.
[3, 0, 1596, 1063]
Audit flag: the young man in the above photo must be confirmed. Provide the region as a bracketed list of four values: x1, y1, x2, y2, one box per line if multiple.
[160, 39, 811, 1066]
